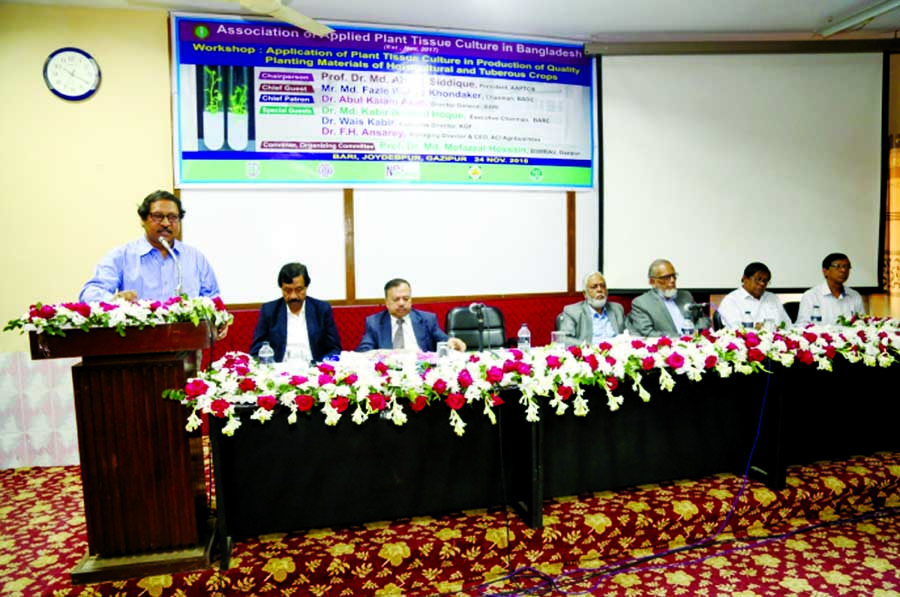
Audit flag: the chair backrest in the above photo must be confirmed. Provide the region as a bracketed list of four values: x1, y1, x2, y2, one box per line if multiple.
[712, 309, 725, 331]
[445, 306, 506, 351]
[782, 301, 800, 323]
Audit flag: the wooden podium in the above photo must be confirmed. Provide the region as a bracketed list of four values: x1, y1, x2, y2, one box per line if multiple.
[30, 322, 213, 584]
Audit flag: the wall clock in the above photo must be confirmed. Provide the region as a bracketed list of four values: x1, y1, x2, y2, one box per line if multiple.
[43, 47, 101, 101]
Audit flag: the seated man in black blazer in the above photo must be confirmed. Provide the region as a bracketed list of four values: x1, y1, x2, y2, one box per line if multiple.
[249, 262, 342, 363]
[356, 278, 465, 352]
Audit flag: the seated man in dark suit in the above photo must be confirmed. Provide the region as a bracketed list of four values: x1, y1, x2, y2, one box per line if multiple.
[557, 271, 625, 345]
[626, 259, 710, 337]
[357, 278, 466, 352]
[249, 262, 342, 363]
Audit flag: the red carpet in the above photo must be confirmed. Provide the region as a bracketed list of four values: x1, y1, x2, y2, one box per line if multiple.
[2, 452, 899, 596]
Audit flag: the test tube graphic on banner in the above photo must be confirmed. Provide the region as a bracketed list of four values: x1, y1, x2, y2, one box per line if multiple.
[227, 66, 249, 151]
[201, 65, 224, 150]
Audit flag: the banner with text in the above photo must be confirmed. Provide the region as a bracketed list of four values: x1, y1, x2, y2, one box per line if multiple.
[171, 14, 595, 188]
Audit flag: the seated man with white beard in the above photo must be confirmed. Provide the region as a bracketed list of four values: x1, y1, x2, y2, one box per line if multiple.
[556, 271, 626, 346]
[626, 259, 710, 337]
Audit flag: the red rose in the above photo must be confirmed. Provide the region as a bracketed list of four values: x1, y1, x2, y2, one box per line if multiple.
[486, 366, 504, 383]
[556, 385, 573, 401]
[857, 330, 868, 342]
[163, 296, 182, 307]
[641, 356, 655, 370]
[342, 373, 358, 385]
[212, 296, 226, 311]
[605, 355, 616, 366]
[257, 395, 277, 411]
[318, 373, 335, 386]
[446, 392, 465, 410]
[491, 394, 504, 406]
[821, 333, 834, 343]
[597, 341, 613, 352]
[515, 362, 532, 376]
[747, 348, 765, 363]
[62, 302, 91, 318]
[546, 355, 562, 369]
[235, 365, 250, 376]
[367, 393, 387, 411]
[288, 375, 308, 386]
[184, 379, 209, 398]
[825, 345, 837, 359]
[502, 359, 517, 373]
[410, 395, 427, 412]
[802, 332, 818, 344]
[647, 344, 659, 353]
[509, 349, 524, 360]
[744, 333, 761, 348]
[468, 354, 481, 363]
[725, 342, 739, 352]
[584, 354, 599, 371]
[432, 378, 448, 394]
[605, 377, 618, 391]
[99, 301, 118, 312]
[294, 394, 315, 411]
[631, 339, 645, 349]
[238, 377, 256, 392]
[457, 369, 473, 389]
[704, 355, 718, 369]
[211, 398, 230, 418]
[317, 363, 335, 375]
[331, 396, 349, 413]
[30, 304, 57, 320]
[666, 352, 685, 369]
[797, 349, 814, 365]
[374, 361, 389, 376]
[656, 337, 673, 348]
[148, 301, 161, 312]
[567, 345, 583, 359]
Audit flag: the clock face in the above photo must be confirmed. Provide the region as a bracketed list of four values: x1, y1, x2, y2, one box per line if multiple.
[43, 47, 101, 101]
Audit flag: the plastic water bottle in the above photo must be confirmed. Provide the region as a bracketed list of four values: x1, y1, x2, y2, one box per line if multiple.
[258, 341, 275, 366]
[517, 324, 531, 351]
[811, 305, 822, 324]
[741, 310, 753, 329]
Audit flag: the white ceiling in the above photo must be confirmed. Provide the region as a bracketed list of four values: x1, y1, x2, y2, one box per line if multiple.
[9, 0, 900, 41]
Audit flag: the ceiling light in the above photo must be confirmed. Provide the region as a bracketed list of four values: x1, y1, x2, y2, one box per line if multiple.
[817, 0, 900, 37]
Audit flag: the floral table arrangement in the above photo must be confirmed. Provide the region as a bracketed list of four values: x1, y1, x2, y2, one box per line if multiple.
[163, 316, 900, 437]
[4, 296, 233, 338]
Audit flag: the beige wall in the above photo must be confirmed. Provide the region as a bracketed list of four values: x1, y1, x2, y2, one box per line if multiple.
[0, 4, 173, 352]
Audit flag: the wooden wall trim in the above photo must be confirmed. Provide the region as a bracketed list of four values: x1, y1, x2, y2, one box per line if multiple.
[566, 191, 576, 293]
[343, 189, 356, 301]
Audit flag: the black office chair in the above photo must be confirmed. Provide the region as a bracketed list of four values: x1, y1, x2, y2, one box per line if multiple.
[445, 306, 506, 351]
[783, 301, 800, 324]
[712, 309, 725, 331]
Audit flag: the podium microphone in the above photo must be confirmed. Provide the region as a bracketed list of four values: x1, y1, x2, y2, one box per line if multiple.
[158, 236, 183, 297]
[468, 302, 485, 314]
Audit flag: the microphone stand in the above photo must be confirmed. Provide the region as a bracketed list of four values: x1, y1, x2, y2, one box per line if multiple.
[158, 236, 183, 297]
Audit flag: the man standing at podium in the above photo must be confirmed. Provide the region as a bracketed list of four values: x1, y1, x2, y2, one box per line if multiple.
[79, 190, 221, 303]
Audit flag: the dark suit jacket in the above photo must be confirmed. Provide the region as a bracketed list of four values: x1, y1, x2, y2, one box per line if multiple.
[626, 289, 710, 337]
[249, 296, 342, 363]
[558, 300, 626, 345]
[356, 309, 448, 352]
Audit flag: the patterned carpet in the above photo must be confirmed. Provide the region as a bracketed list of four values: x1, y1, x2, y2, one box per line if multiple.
[1, 452, 899, 596]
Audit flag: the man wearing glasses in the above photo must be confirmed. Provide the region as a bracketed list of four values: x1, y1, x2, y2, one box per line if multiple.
[626, 259, 709, 337]
[79, 190, 221, 303]
[796, 252, 864, 325]
[717, 262, 792, 329]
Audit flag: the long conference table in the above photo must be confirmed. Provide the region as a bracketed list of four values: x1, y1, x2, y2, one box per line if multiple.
[208, 359, 899, 567]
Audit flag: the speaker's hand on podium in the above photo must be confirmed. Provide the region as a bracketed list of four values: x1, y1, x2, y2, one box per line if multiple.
[216, 323, 229, 341]
[114, 290, 138, 302]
